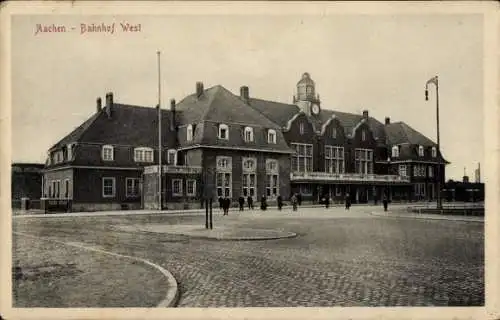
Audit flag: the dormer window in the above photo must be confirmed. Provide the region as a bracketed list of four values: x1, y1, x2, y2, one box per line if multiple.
[244, 126, 254, 142]
[392, 146, 399, 158]
[218, 124, 229, 140]
[187, 124, 194, 142]
[432, 147, 437, 158]
[267, 129, 277, 144]
[299, 123, 305, 135]
[418, 145, 424, 157]
[67, 144, 73, 161]
[134, 147, 154, 163]
[167, 149, 177, 165]
[102, 145, 114, 161]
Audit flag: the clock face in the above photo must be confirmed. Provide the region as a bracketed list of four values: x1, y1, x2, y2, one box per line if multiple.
[311, 104, 320, 115]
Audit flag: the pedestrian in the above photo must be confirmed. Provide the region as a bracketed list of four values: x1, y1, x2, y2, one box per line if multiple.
[218, 196, 224, 211]
[247, 195, 254, 210]
[277, 195, 283, 210]
[325, 194, 330, 209]
[238, 196, 245, 211]
[223, 197, 231, 215]
[345, 193, 351, 210]
[297, 193, 302, 206]
[383, 195, 388, 212]
[260, 195, 267, 211]
[291, 193, 298, 211]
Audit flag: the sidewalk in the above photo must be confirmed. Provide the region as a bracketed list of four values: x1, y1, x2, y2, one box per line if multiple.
[371, 211, 484, 223]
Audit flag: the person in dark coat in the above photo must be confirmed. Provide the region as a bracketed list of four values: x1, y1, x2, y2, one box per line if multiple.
[247, 196, 254, 210]
[297, 193, 302, 206]
[238, 196, 245, 211]
[218, 196, 224, 210]
[325, 194, 330, 209]
[382, 195, 388, 212]
[291, 194, 298, 211]
[260, 195, 267, 211]
[345, 193, 351, 210]
[223, 197, 231, 215]
[277, 195, 283, 210]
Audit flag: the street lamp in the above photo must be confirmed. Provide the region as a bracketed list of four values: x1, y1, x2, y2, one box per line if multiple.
[387, 157, 391, 202]
[425, 75, 442, 210]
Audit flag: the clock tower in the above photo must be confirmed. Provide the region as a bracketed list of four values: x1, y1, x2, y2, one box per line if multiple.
[293, 72, 321, 116]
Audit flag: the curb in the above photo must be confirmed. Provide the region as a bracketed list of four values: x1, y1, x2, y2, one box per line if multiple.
[370, 212, 484, 223]
[13, 232, 180, 308]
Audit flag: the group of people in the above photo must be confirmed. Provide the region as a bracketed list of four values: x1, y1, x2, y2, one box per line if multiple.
[218, 191, 390, 215]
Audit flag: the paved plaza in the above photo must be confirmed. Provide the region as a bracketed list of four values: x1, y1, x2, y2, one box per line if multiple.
[12, 205, 484, 307]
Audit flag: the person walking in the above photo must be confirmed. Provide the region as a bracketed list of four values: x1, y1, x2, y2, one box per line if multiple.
[238, 196, 245, 211]
[218, 196, 224, 211]
[247, 195, 254, 210]
[277, 195, 283, 211]
[223, 197, 231, 215]
[297, 193, 302, 206]
[325, 194, 330, 209]
[383, 195, 388, 212]
[260, 195, 267, 211]
[345, 193, 351, 210]
[291, 193, 298, 211]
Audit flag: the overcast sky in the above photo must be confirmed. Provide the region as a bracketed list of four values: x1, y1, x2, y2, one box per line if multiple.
[11, 12, 484, 180]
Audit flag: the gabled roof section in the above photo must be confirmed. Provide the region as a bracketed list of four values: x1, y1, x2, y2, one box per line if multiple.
[246, 98, 300, 127]
[49, 112, 100, 150]
[50, 103, 176, 150]
[176, 85, 282, 129]
[385, 121, 436, 146]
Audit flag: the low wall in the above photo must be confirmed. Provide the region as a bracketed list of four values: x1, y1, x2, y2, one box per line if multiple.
[410, 208, 484, 216]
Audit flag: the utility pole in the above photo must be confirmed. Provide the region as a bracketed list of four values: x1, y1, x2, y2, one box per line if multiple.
[425, 75, 442, 209]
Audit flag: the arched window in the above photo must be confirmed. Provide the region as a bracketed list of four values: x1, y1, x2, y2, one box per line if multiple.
[243, 126, 254, 142]
[218, 124, 229, 140]
[267, 129, 277, 144]
[102, 145, 114, 161]
[391, 146, 399, 158]
[361, 130, 366, 141]
[418, 145, 424, 157]
[332, 127, 337, 139]
[187, 124, 193, 142]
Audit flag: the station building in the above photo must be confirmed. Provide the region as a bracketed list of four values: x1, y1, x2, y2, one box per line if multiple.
[42, 73, 448, 211]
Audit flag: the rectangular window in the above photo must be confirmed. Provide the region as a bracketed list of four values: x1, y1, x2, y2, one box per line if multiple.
[325, 146, 344, 174]
[102, 177, 115, 198]
[102, 146, 114, 161]
[354, 148, 373, 174]
[172, 179, 183, 196]
[186, 179, 196, 196]
[216, 172, 232, 198]
[266, 159, 279, 198]
[168, 150, 177, 165]
[126, 178, 140, 197]
[429, 166, 434, 177]
[291, 143, 313, 172]
[64, 179, 70, 198]
[399, 165, 407, 177]
[299, 123, 305, 135]
[300, 184, 312, 195]
[55, 180, 60, 198]
[268, 130, 277, 144]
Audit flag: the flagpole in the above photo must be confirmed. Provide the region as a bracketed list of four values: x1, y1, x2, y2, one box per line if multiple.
[157, 51, 162, 211]
[425, 75, 442, 210]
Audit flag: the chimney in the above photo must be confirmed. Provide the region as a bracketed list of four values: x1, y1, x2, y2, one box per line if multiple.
[96, 97, 102, 113]
[240, 86, 249, 103]
[170, 99, 176, 131]
[105, 92, 113, 118]
[362, 110, 369, 119]
[196, 82, 204, 98]
[385, 117, 390, 125]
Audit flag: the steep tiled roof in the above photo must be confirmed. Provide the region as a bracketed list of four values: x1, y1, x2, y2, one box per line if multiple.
[247, 98, 299, 127]
[51, 103, 177, 150]
[175, 86, 293, 153]
[384, 122, 436, 146]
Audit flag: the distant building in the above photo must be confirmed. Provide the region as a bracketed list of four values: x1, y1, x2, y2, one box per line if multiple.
[43, 73, 449, 211]
[11, 163, 44, 208]
[443, 176, 484, 202]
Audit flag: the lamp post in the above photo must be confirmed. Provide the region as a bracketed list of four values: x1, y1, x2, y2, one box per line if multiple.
[425, 75, 442, 209]
[387, 157, 391, 202]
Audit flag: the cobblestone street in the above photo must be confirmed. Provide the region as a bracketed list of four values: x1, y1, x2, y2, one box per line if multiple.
[12, 206, 484, 307]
